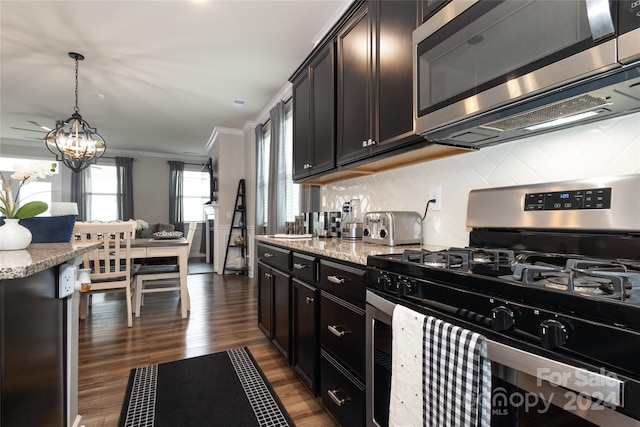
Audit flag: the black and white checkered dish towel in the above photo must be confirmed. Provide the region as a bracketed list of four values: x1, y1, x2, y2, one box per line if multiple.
[389, 304, 491, 427]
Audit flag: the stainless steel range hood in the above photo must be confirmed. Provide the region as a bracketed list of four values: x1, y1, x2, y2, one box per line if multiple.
[424, 63, 640, 149]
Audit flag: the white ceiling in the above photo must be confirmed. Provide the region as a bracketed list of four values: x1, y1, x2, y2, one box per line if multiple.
[0, 0, 350, 158]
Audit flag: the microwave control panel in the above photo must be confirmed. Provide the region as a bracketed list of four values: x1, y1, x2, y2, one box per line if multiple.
[524, 188, 612, 211]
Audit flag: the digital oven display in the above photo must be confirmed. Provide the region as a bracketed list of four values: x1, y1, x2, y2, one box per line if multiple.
[524, 187, 612, 211]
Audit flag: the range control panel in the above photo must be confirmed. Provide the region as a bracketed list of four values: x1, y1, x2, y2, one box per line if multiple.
[524, 188, 612, 211]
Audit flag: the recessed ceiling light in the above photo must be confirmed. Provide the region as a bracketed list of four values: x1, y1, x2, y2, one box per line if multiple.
[232, 99, 247, 108]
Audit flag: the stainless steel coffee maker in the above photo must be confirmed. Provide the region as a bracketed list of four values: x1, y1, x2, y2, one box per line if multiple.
[341, 198, 363, 240]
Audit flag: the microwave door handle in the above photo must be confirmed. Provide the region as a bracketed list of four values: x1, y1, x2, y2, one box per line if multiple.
[585, 0, 615, 41]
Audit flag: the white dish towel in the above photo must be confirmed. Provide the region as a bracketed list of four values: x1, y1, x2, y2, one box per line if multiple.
[389, 304, 491, 427]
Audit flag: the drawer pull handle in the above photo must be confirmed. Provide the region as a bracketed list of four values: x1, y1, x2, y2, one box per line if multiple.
[327, 275, 346, 285]
[293, 263, 308, 270]
[305, 296, 314, 304]
[328, 325, 349, 337]
[328, 389, 349, 407]
[264, 252, 275, 258]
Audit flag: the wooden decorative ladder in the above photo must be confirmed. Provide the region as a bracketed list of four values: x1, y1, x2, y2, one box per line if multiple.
[223, 179, 248, 275]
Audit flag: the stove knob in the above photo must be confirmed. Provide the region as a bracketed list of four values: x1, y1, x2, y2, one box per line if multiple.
[380, 229, 387, 238]
[539, 319, 569, 349]
[376, 274, 391, 291]
[491, 306, 515, 331]
[363, 228, 370, 237]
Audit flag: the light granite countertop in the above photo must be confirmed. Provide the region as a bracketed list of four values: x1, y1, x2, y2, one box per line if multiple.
[0, 242, 101, 280]
[255, 235, 446, 265]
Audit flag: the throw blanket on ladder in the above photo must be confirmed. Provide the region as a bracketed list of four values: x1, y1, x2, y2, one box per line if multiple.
[389, 304, 491, 427]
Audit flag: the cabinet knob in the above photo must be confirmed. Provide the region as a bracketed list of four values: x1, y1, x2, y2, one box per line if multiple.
[362, 140, 368, 148]
[264, 272, 272, 279]
[264, 253, 275, 258]
[328, 389, 350, 407]
[370, 139, 377, 146]
[305, 296, 314, 304]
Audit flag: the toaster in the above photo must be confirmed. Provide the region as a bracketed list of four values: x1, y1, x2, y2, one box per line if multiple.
[363, 211, 422, 246]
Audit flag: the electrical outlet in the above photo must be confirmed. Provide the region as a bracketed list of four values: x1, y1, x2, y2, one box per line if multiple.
[58, 264, 76, 298]
[428, 186, 442, 211]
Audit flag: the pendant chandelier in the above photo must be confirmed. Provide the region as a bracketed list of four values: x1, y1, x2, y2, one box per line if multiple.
[44, 52, 106, 173]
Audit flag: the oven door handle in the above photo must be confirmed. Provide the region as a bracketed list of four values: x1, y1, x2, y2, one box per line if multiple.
[488, 340, 624, 407]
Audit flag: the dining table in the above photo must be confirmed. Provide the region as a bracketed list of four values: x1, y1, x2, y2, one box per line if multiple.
[130, 237, 190, 318]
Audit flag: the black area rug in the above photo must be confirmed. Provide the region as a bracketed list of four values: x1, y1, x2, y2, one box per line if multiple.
[118, 347, 294, 427]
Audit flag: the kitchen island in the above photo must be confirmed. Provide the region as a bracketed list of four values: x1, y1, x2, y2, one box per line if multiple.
[0, 242, 100, 427]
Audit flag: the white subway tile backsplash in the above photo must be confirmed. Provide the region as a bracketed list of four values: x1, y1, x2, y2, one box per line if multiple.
[322, 112, 640, 247]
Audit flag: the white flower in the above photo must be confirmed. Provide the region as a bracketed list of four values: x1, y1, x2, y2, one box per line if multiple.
[11, 161, 56, 183]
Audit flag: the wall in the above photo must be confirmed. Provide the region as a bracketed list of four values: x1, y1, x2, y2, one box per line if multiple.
[208, 128, 247, 273]
[322, 112, 640, 247]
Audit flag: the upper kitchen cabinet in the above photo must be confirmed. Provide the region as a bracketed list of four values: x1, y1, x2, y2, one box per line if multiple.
[337, 0, 419, 166]
[292, 43, 335, 181]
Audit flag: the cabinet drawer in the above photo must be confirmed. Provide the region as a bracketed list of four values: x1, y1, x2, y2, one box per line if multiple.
[320, 291, 365, 379]
[319, 259, 366, 306]
[291, 252, 317, 283]
[320, 350, 365, 427]
[257, 243, 291, 272]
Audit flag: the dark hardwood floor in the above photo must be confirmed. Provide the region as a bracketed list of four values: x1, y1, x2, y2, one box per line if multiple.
[78, 272, 338, 427]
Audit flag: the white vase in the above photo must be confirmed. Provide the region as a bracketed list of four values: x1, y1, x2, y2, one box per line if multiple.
[0, 219, 33, 251]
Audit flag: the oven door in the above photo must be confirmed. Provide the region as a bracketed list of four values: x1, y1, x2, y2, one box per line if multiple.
[413, 0, 621, 138]
[366, 290, 638, 427]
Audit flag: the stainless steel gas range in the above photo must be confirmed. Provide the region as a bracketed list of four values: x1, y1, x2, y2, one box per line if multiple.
[366, 174, 640, 427]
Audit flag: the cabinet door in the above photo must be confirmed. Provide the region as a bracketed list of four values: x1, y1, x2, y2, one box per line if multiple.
[337, 4, 372, 166]
[257, 262, 273, 339]
[272, 268, 292, 365]
[373, 0, 419, 151]
[293, 73, 311, 180]
[309, 43, 335, 175]
[292, 278, 318, 394]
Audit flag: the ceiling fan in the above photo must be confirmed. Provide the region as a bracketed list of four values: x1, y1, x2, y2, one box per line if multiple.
[10, 120, 52, 134]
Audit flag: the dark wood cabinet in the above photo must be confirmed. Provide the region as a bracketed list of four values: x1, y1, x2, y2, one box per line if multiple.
[292, 43, 335, 180]
[272, 267, 292, 364]
[257, 243, 292, 365]
[292, 278, 319, 394]
[337, 0, 419, 167]
[257, 262, 273, 338]
[318, 258, 367, 426]
[320, 350, 365, 427]
[420, 0, 451, 22]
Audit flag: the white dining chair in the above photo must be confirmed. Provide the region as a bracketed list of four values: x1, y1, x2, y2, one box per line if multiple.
[133, 222, 196, 318]
[73, 220, 138, 327]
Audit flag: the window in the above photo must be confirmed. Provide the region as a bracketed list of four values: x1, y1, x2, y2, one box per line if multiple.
[182, 169, 210, 222]
[87, 164, 118, 221]
[0, 157, 59, 215]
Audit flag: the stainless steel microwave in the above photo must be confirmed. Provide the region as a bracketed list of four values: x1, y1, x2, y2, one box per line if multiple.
[413, 0, 640, 148]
